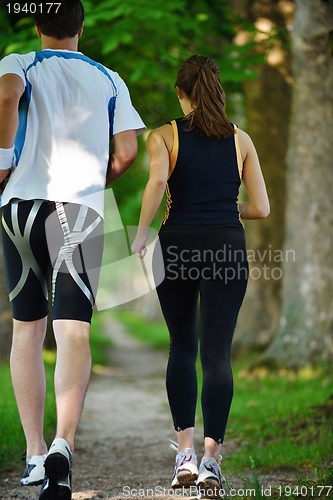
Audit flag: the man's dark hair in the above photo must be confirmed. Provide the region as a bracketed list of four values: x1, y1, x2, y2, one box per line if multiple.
[35, 0, 84, 39]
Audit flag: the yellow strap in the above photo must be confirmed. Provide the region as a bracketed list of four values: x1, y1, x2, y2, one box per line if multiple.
[234, 124, 243, 180]
[162, 182, 172, 224]
[162, 120, 178, 224]
[168, 120, 179, 179]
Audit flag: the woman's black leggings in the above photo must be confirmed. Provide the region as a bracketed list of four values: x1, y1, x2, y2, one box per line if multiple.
[154, 224, 248, 443]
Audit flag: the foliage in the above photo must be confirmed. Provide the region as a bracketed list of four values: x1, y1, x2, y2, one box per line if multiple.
[89, 0, 266, 227]
[0, 0, 266, 226]
[78, 0, 260, 127]
[0, 0, 261, 126]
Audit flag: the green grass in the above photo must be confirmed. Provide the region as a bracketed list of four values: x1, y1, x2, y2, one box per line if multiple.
[226, 363, 333, 471]
[0, 364, 26, 467]
[238, 459, 333, 499]
[115, 310, 333, 477]
[114, 309, 170, 350]
[90, 310, 113, 366]
[0, 311, 112, 471]
[0, 358, 56, 470]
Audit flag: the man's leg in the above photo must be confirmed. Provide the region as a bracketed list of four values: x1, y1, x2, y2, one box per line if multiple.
[52, 319, 91, 452]
[39, 320, 90, 498]
[10, 317, 48, 459]
[38, 204, 99, 498]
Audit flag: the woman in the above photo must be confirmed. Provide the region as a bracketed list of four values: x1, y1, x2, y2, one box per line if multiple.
[132, 55, 269, 496]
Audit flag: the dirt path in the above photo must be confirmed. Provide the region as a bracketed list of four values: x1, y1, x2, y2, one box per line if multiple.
[0, 318, 299, 499]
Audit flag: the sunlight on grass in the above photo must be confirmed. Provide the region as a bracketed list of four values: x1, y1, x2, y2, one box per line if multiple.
[225, 363, 333, 472]
[114, 309, 170, 350]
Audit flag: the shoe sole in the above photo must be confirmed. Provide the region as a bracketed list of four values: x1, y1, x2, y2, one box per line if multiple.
[40, 453, 71, 500]
[172, 470, 199, 488]
[21, 478, 44, 486]
[197, 478, 223, 498]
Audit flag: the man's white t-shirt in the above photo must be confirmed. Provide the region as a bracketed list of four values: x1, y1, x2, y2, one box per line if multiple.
[0, 49, 146, 217]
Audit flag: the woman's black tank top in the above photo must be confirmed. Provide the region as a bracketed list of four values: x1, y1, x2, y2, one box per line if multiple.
[163, 118, 243, 226]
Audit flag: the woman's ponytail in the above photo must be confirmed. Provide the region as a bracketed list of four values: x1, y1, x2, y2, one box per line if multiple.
[175, 55, 234, 139]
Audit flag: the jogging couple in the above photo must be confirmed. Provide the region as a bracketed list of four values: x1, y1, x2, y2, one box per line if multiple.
[0, 1, 269, 498]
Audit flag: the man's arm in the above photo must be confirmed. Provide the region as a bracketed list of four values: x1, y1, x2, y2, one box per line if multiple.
[0, 73, 24, 183]
[105, 129, 138, 186]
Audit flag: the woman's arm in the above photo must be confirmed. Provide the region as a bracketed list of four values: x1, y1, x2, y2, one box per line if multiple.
[131, 126, 170, 258]
[238, 129, 270, 220]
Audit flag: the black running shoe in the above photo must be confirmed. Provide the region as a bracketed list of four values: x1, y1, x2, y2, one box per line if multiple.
[39, 438, 72, 500]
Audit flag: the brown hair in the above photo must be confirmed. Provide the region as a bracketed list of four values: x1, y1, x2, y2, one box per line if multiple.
[175, 55, 234, 139]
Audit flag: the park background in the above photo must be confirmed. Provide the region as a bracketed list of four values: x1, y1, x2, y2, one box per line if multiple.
[0, 0, 332, 496]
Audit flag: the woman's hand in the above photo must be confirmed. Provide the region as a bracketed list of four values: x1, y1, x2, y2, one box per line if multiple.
[131, 229, 149, 259]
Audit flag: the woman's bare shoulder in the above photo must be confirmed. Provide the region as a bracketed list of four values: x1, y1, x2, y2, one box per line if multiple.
[237, 127, 252, 144]
[147, 123, 174, 153]
[236, 127, 257, 159]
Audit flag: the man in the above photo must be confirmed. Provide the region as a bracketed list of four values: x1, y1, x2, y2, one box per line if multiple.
[0, 1, 145, 498]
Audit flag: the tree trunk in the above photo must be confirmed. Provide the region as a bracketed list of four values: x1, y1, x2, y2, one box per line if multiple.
[231, 0, 293, 350]
[264, 0, 333, 366]
[0, 227, 12, 361]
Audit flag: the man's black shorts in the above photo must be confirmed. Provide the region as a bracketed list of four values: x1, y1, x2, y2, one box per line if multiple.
[1, 199, 104, 323]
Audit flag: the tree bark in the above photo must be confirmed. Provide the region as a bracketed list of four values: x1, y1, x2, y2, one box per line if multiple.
[231, 0, 293, 350]
[264, 0, 333, 366]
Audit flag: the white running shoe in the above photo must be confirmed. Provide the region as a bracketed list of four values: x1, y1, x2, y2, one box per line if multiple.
[39, 438, 72, 500]
[21, 454, 47, 486]
[170, 440, 198, 488]
[197, 456, 224, 498]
